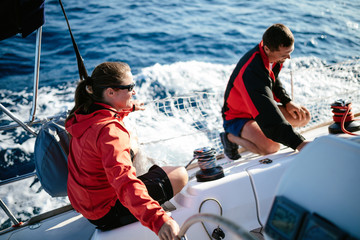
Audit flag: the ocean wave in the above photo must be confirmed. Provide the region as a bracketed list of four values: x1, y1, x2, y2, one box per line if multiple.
[2, 55, 359, 227]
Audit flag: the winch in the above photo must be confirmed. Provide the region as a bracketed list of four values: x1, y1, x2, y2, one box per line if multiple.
[193, 147, 224, 182]
[328, 99, 360, 135]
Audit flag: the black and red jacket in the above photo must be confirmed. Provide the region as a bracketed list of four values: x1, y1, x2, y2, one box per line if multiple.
[222, 41, 304, 150]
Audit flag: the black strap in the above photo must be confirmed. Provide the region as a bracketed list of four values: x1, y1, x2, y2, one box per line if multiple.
[85, 103, 117, 115]
[58, 0, 88, 81]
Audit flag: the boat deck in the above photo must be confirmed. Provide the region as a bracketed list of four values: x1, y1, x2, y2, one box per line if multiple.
[1, 123, 358, 240]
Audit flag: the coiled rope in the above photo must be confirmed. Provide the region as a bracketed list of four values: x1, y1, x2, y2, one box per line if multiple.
[185, 147, 217, 170]
[331, 100, 360, 136]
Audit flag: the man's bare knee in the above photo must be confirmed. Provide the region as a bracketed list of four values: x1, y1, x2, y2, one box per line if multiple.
[259, 142, 280, 155]
[291, 118, 310, 128]
[299, 116, 311, 127]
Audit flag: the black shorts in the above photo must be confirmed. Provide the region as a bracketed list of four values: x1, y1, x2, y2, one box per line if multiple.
[88, 165, 173, 231]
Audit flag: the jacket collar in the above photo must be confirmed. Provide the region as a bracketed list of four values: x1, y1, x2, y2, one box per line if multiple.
[89, 102, 130, 120]
[258, 41, 283, 81]
[66, 102, 129, 138]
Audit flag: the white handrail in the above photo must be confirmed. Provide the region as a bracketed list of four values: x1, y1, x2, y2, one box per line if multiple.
[29, 27, 42, 122]
[0, 103, 37, 136]
[179, 213, 255, 240]
[0, 199, 20, 226]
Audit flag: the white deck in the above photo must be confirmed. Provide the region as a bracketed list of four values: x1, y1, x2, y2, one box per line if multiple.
[1, 124, 359, 240]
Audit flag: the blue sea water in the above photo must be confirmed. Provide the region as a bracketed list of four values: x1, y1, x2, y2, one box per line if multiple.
[1, 0, 359, 91]
[0, 0, 359, 228]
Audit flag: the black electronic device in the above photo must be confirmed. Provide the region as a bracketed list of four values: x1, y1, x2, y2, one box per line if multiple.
[265, 196, 307, 240]
[297, 213, 347, 240]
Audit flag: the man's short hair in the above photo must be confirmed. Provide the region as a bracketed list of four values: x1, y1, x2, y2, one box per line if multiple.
[263, 23, 294, 51]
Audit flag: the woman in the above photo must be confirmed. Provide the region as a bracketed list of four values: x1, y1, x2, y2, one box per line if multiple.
[65, 62, 188, 240]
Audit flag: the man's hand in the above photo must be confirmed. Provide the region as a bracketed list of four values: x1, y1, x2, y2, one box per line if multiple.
[285, 101, 310, 121]
[296, 140, 311, 151]
[158, 219, 180, 240]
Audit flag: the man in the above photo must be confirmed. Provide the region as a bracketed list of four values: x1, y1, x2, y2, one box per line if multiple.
[221, 23, 311, 159]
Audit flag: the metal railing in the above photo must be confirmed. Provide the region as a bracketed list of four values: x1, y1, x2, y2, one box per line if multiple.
[0, 27, 43, 136]
[0, 27, 43, 228]
[179, 213, 256, 240]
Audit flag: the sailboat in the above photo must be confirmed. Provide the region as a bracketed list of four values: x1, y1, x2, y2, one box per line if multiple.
[1, 1, 359, 239]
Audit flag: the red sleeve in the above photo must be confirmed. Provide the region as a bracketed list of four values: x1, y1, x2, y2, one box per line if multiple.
[97, 123, 171, 234]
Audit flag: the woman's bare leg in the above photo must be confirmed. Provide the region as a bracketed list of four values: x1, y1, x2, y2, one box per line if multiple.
[161, 166, 188, 195]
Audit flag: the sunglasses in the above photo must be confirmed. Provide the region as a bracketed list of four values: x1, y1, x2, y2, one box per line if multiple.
[100, 83, 135, 92]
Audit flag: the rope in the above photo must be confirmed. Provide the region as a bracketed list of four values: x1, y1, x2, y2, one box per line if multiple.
[331, 100, 359, 136]
[58, 0, 88, 81]
[186, 147, 217, 170]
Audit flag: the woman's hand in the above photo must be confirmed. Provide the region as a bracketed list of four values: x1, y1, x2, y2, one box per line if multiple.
[158, 219, 180, 240]
[132, 100, 145, 111]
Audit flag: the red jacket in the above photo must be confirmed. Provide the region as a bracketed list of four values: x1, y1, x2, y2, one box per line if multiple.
[222, 41, 304, 150]
[65, 102, 171, 234]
